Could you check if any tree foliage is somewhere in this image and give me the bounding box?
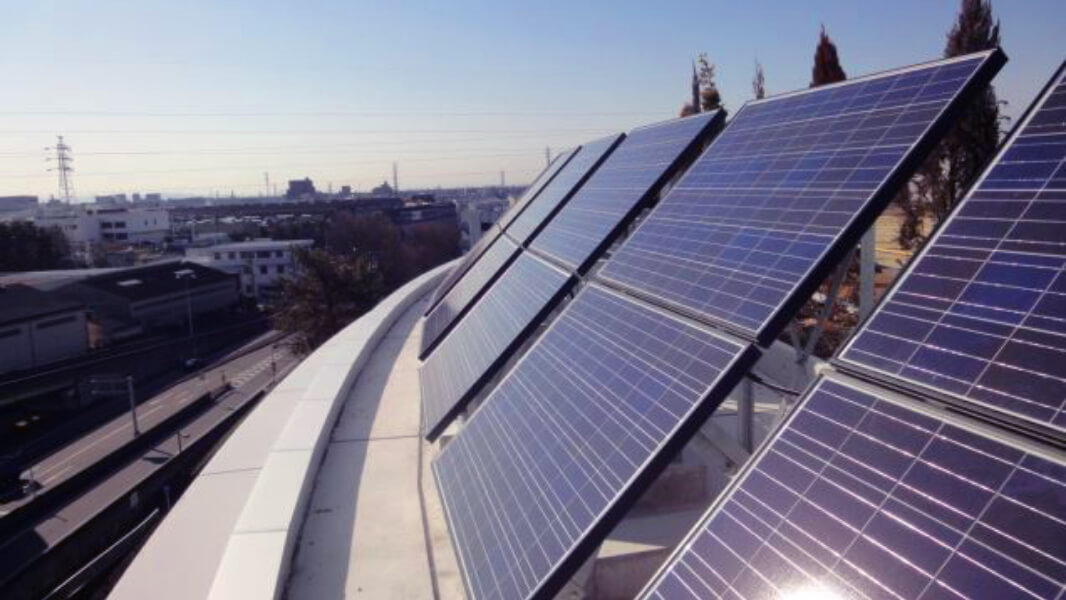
[271,246,383,353]
[896,0,1003,250]
[811,25,847,87]
[753,61,766,100]
[0,221,72,271]
[271,210,460,352]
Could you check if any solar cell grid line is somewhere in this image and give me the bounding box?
[433,284,759,600]
[498,148,577,231]
[505,133,626,246]
[639,373,1066,600]
[838,59,1066,437]
[425,150,575,313]
[425,223,505,316]
[420,235,521,359]
[597,50,1006,346]
[420,252,574,441]
[530,111,725,272]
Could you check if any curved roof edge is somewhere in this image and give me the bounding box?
[110,260,455,600]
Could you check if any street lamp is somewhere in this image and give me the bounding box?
[175,268,198,359]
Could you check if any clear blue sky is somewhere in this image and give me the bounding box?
[0,0,1062,200]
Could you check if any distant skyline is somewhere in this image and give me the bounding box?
[0,0,1062,200]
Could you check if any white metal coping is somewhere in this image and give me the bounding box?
[110,260,455,600]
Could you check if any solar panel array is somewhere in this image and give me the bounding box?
[434,285,756,600]
[531,111,724,272]
[643,375,1066,600]
[599,51,1004,344]
[420,253,572,440]
[426,224,503,315]
[498,149,576,230]
[421,236,521,358]
[429,51,1009,600]
[506,134,625,245]
[840,62,1066,435]
[425,149,574,314]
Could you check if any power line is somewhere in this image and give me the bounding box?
[0,149,546,179]
[0,109,664,118]
[0,127,612,135]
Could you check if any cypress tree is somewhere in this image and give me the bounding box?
[690,61,701,113]
[811,25,846,87]
[935,0,1002,221]
[896,0,1002,249]
[696,53,725,112]
[753,61,766,100]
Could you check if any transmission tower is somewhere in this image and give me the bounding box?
[46,136,75,203]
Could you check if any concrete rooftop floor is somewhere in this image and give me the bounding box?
[284,293,464,599]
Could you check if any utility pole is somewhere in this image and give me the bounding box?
[46,136,75,203]
[126,376,141,436]
[175,269,198,358]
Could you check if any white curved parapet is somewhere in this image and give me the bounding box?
[111,261,454,600]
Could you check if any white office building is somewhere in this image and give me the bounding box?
[185,239,313,300]
[35,204,171,252]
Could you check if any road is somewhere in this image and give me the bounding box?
[0,334,302,594]
[0,333,297,517]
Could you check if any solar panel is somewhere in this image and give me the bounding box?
[426,224,505,315]
[839,60,1066,436]
[433,284,758,599]
[505,134,625,245]
[420,236,522,358]
[641,374,1066,600]
[598,50,1006,345]
[531,111,724,272]
[424,150,574,314]
[498,149,577,230]
[420,253,573,440]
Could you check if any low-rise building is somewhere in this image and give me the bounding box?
[0,195,38,213]
[35,204,171,253]
[0,284,88,374]
[58,261,239,342]
[185,239,313,300]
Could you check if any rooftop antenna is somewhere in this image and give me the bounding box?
[45,135,75,203]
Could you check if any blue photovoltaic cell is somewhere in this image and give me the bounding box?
[421,236,521,357]
[425,150,572,314]
[531,111,722,271]
[426,224,504,315]
[498,149,576,230]
[434,285,753,600]
[840,62,1066,434]
[642,375,1066,600]
[420,253,572,439]
[506,134,624,245]
[599,51,1002,343]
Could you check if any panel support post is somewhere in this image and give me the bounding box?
[860,225,876,321]
[738,378,755,453]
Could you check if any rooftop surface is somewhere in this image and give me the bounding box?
[0,283,84,326]
[73,260,234,301]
